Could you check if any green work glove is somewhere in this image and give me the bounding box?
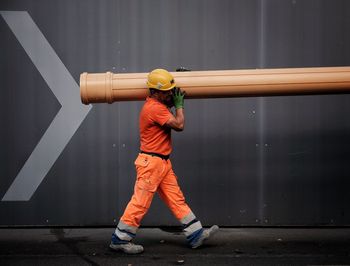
[172,87,185,109]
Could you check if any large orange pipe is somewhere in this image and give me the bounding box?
[80,66,350,104]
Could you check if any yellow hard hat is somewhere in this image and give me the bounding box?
[147,69,176,91]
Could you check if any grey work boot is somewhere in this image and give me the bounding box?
[191,225,219,249]
[109,242,144,254]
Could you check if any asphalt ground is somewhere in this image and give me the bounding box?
[0,227,350,265]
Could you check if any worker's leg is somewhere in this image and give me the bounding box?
[157,161,205,247]
[157,168,193,221]
[113,154,163,243]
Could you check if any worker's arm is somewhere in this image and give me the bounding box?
[166,108,184,131]
[165,88,185,131]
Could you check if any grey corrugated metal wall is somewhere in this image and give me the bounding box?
[1,0,350,226]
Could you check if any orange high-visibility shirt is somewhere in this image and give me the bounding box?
[139,97,172,156]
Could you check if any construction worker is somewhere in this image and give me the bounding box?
[110,69,219,254]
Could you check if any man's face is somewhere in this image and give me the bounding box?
[158,90,174,107]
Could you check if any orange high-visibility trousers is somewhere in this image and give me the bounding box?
[120,153,192,228]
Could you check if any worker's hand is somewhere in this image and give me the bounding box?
[172,87,185,109]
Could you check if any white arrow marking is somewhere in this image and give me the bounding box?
[1,11,92,201]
